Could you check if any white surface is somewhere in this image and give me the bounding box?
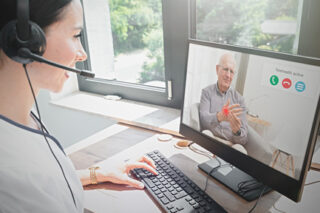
[65,124,129,155]
[52,92,159,122]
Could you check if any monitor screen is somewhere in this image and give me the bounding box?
[180,40,320,202]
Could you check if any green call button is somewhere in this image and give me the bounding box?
[270,75,279,86]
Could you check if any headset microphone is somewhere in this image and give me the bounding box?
[18,48,95,78]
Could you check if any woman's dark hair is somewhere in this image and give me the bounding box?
[0,0,73,31]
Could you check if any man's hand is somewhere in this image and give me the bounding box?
[229,111,242,134]
[217,99,241,121]
[217,99,243,134]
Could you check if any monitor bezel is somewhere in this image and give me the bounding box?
[179,39,320,202]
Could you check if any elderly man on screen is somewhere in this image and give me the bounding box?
[199,53,248,151]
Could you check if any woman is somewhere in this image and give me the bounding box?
[0,0,157,212]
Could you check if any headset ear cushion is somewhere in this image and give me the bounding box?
[27,21,46,56]
[0,20,46,64]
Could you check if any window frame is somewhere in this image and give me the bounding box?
[77,0,189,109]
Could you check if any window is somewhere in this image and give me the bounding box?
[110,0,165,87]
[78,0,320,109]
[79,0,188,108]
[191,0,303,55]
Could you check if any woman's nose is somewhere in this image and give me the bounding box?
[76,47,87,62]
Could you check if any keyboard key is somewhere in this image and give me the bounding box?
[158,185,164,189]
[195,197,202,202]
[168,187,174,192]
[189,200,196,205]
[170,209,177,213]
[185,196,192,201]
[176,206,184,211]
[161,188,167,192]
[144,179,155,188]
[160,197,169,205]
[175,191,187,199]
[199,200,207,206]
[154,189,161,195]
[191,193,199,199]
[158,193,164,199]
[176,187,183,192]
[193,203,200,209]
[164,191,176,202]
[166,204,174,210]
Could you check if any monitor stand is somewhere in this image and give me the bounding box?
[198,158,272,201]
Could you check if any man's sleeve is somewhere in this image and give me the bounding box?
[199,88,220,131]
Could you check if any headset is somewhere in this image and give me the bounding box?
[0,0,95,208]
[0,0,94,77]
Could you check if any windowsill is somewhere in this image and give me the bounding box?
[50,91,182,137]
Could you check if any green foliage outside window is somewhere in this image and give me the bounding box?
[196,0,299,54]
[109,0,165,84]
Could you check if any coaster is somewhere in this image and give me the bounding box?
[157,134,173,142]
[174,140,191,149]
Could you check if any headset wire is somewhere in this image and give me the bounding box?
[23,64,76,208]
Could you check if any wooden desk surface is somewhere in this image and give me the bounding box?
[68,124,320,213]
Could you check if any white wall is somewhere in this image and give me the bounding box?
[83,0,115,79]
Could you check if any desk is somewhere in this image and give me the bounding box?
[67,124,320,213]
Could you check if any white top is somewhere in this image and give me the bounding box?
[0,114,84,212]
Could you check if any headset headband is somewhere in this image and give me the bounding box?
[16,0,30,42]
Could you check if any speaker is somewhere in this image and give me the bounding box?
[0,0,46,64]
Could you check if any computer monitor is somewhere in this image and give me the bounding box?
[180,39,320,202]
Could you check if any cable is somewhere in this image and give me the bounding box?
[247,185,267,213]
[23,64,76,207]
[304,180,320,186]
[188,142,214,159]
[187,142,235,192]
[272,202,286,213]
[203,157,222,192]
[237,179,264,196]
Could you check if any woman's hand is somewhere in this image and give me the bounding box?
[97,155,158,189]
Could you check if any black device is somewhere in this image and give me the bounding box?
[0,0,94,78]
[198,157,272,201]
[180,39,320,202]
[132,150,227,213]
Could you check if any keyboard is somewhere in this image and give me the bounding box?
[132,150,226,213]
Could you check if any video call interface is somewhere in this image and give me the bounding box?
[182,43,320,180]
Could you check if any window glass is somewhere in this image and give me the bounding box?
[194,0,302,54]
[83,0,165,88]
